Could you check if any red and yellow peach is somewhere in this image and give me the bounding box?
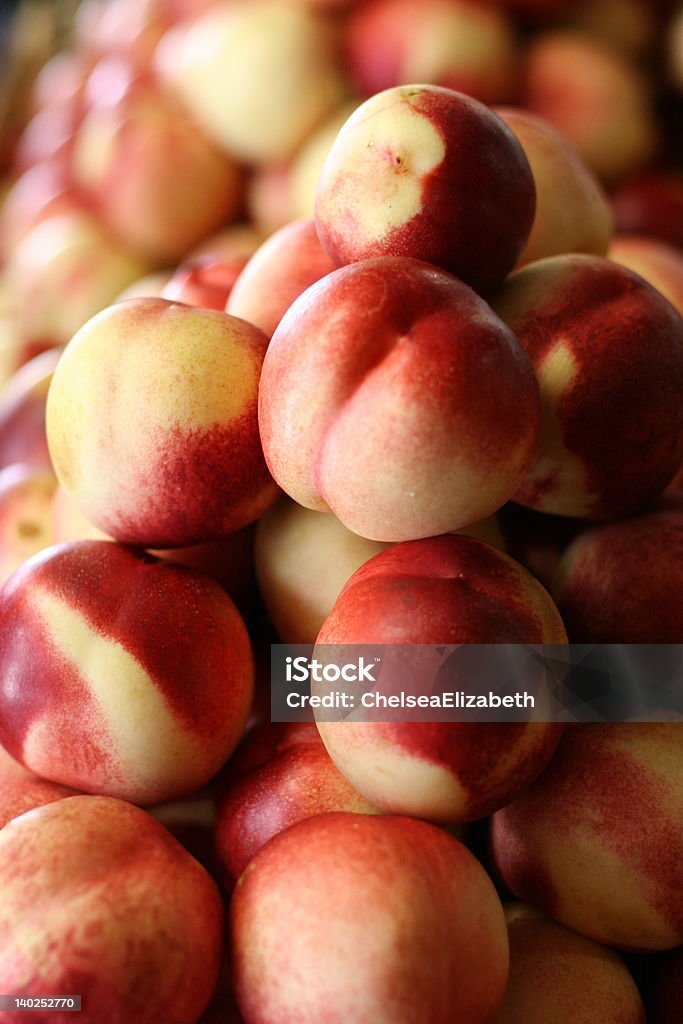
[255,500,389,643]
[491,723,683,950]
[496,904,647,1023]
[491,254,683,519]
[46,298,279,547]
[315,535,565,823]
[314,84,536,294]
[554,492,683,642]
[260,256,539,542]
[0,795,224,1023]
[0,540,254,804]
[231,813,509,1024]
[226,219,336,339]
[496,107,612,267]
[215,723,377,883]
[161,258,249,312]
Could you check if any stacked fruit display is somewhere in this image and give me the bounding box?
[0,1,683,1022]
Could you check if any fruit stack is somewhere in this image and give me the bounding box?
[0,1,682,1022]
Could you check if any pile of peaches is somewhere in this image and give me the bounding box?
[0,0,682,1021]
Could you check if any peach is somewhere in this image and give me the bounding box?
[0,464,56,586]
[157,2,347,164]
[315,84,536,294]
[611,171,683,251]
[0,540,254,804]
[521,31,658,183]
[609,234,683,315]
[226,219,336,338]
[0,795,223,1023]
[496,904,647,1023]
[46,298,279,547]
[315,535,565,823]
[0,347,61,471]
[259,256,539,542]
[345,0,518,104]
[553,492,683,642]
[491,254,683,519]
[495,107,612,266]
[255,497,504,644]
[4,210,148,351]
[256,500,389,643]
[72,73,243,265]
[0,741,77,830]
[215,723,377,883]
[162,257,249,311]
[231,813,509,1024]
[491,723,683,950]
